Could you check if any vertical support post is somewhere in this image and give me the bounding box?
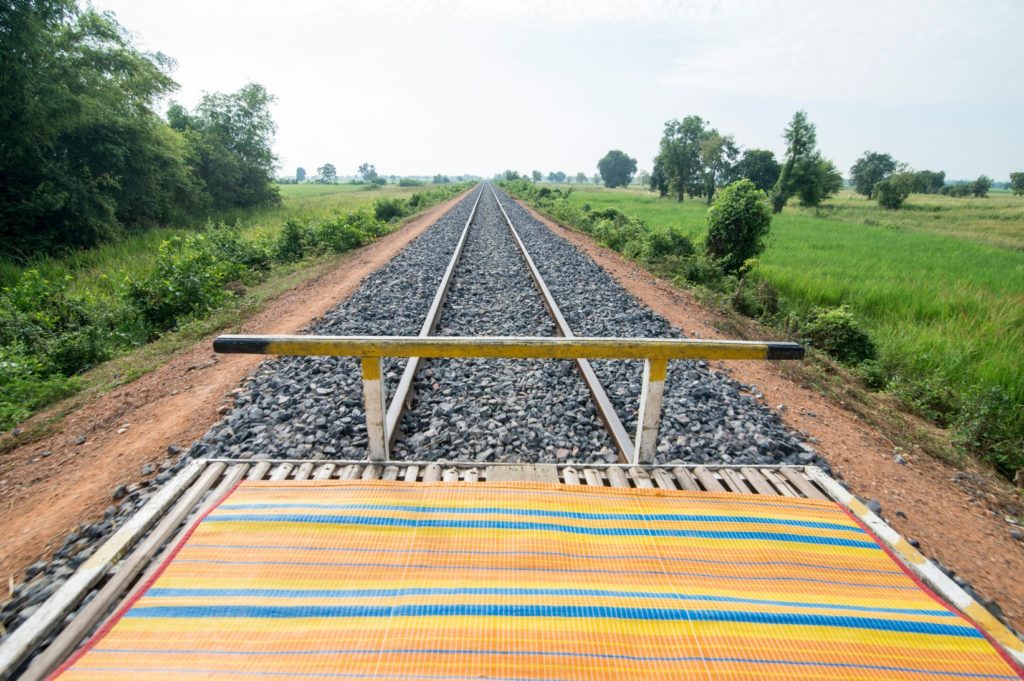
[361,356,389,462]
[634,358,667,464]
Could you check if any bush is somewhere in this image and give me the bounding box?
[273,220,315,263]
[0,348,79,429]
[125,235,243,333]
[954,385,1023,476]
[705,179,772,273]
[374,197,407,222]
[398,178,423,187]
[874,172,915,209]
[800,305,876,364]
[642,227,694,261]
[0,270,117,375]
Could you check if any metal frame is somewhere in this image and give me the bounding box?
[213,334,803,464]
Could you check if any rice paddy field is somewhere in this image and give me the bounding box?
[562,184,1024,467]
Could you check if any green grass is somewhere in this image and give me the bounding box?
[0,183,432,292]
[557,184,1024,469]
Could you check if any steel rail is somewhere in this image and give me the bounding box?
[383,185,484,444]
[487,185,636,462]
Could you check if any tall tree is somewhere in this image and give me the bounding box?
[597,150,638,188]
[358,163,378,182]
[971,175,992,197]
[849,152,898,198]
[731,149,781,192]
[699,132,739,204]
[317,163,337,183]
[296,167,306,182]
[772,111,840,211]
[592,173,601,185]
[649,158,668,197]
[1011,172,1024,196]
[0,1,196,253]
[653,116,707,201]
[547,171,566,183]
[531,170,542,182]
[576,171,588,184]
[169,82,280,211]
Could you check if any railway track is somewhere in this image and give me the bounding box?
[6,183,1024,679]
[0,181,818,651]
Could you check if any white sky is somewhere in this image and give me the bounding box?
[94,0,1023,181]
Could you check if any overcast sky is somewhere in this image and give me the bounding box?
[94,0,1023,181]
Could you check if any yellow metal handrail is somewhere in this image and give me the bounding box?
[213,335,803,464]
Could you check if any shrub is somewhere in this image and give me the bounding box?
[954,385,1023,476]
[125,235,243,333]
[0,270,116,375]
[273,219,315,262]
[205,223,272,277]
[801,305,876,364]
[0,347,79,429]
[705,179,772,273]
[373,197,407,222]
[874,172,915,209]
[398,178,423,187]
[642,227,694,261]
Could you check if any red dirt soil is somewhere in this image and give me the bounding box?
[2,188,1023,637]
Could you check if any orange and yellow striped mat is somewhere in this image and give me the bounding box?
[54,480,1023,680]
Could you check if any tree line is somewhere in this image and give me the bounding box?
[0,1,280,257]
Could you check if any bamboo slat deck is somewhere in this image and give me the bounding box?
[3,460,1023,680]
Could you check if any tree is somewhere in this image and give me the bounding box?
[649,158,668,197]
[0,1,199,253]
[170,82,280,210]
[358,163,378,182]
[699,133,739,204]
[531,170,542,183]
[704,179,772,273]
[911,170,945,194]
[772,111,840,211]
[432,174,450,184]
[731,149,781,192]
[636,170,651,187]
[597,149,638,188]
[317,163,337,183]
[547,171,566,183]
[296,167,306,182]
[874,172,916,209]
[1011,172,1024,196]
[971,175,992,197]
[504,170,521,181]
[849,152,898,198]
[592,173,601,185]
[576,171,588,185]
[653,116,707,201]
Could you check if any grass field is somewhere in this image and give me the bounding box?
[558,184,1024,470]
[0,183,428,293]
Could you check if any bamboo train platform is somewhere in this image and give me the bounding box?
[2,458,1023,680]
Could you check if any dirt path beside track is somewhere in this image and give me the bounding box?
[515,198,1024,633]
[0,191,469,586]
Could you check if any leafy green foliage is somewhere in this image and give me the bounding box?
[1011,172,1024,196]
[597,150,638,188]
[374,197,408,222]
[0,2,280,257]
[971,175,992,198]
[731,149,781,192]
[910,170,945,194]
[704,180,772,273]
[800,306,876,364]
[317,164,337,183]
[772,111,842,211]
[849,152,898,198]
[0,180,473,430]
[874,172,916,209]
